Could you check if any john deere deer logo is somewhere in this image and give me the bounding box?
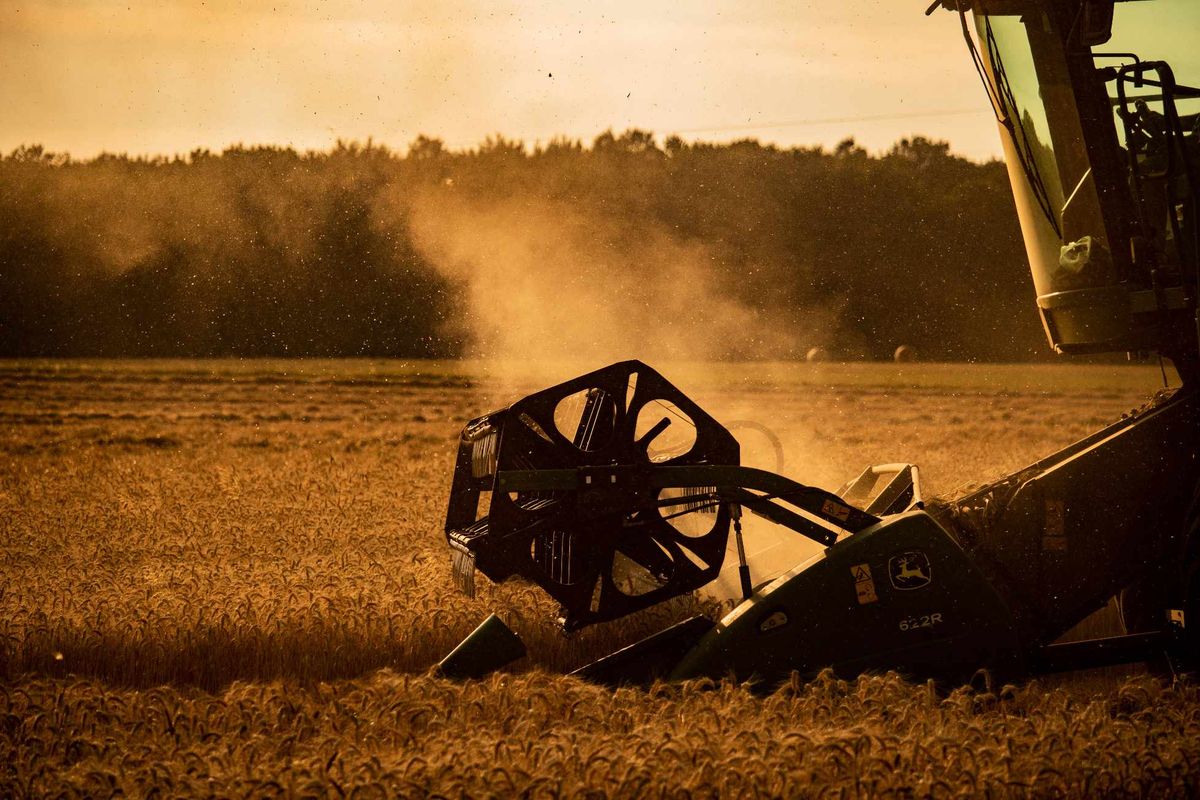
[888,551,931,590]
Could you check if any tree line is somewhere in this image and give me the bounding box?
[0,133,1047,361]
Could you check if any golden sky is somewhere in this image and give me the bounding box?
[0,1,1004,160]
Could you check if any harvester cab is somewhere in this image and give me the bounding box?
[936,0,1199,368]
[439,0,1200,688]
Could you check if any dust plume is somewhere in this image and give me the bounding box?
[402,187,849,593]
[403,189,836,366]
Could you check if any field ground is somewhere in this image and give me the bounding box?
[2,359,1199,797]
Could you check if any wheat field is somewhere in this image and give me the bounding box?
[3,359,1199,797]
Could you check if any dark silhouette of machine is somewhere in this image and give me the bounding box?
[439,0,1200,687]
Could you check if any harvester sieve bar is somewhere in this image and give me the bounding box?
[718,487,839,547]
[496,465,880,535]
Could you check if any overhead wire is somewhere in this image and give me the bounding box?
[432,106,991,151]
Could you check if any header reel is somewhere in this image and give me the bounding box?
[446,361,739,630]
[445,361,881,631]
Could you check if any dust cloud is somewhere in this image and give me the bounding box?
[401,181,847,470]
[403,188,835,367]
[404,185,848,594]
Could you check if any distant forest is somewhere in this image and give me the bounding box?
[0,132,1046,361]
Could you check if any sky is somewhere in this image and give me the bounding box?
[0,1,1005,161]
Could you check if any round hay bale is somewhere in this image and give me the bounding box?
[805,347,828,363]
[893,344,917,363]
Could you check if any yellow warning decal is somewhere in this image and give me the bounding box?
[823,499,852,522]
[852,563,878,604]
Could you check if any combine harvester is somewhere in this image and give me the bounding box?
[439,0,1200,687]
